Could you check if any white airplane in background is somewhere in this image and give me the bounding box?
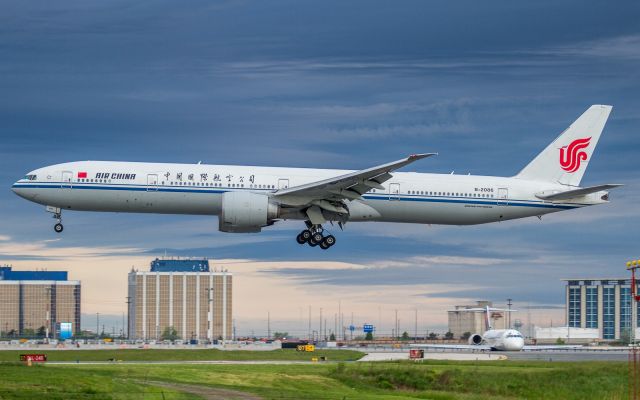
[12,105,621,249]
[414,306,525,351]
[411,306,583,352]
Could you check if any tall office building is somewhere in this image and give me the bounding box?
[564,278,638,340]
[128,258,232,341]
[0,266,81,337]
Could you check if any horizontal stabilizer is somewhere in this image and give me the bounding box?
[535,184,623,201]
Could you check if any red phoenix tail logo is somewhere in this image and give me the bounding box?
[559,137,591,173]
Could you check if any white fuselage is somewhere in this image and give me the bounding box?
[12,160,607,226]
[481,329,525,351]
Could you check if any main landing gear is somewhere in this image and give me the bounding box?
[296,224,336,250]
[47,206,63,233]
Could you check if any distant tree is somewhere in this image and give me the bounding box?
[555,337,566,345]
[161,326,179,341]
[461,332,471,340]
[427,332,438,340]
[365,332,373,341]
[401,331,410,340]
[22,328,35,338]
[444,331,454,340]
[329,333,336,341]
[621,328,631,345]
[36,326,47,338]
[273,332,289,340]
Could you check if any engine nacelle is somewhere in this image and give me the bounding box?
[468,333,483,345]
[219,192,278,233]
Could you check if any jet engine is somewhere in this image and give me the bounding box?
[468,333,483,345]
[219,192,278,233]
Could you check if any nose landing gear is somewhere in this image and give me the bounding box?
[296,224,336,250]
[46,206,63,233]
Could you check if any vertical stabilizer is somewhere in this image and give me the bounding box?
[485,306,492,331]
[515,105,612,186]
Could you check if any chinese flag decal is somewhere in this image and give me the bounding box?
[77,172,87,178]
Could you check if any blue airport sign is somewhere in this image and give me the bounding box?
[349,325,355,332]
[58,322,73,340]
[363,324,374,333]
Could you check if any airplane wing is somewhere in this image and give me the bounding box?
[273,153,436,223]
[535,184,623,201]
[275,153,436,201]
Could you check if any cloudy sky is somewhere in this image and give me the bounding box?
[1,1,639,336]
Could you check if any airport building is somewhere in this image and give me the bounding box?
[128,258,232,341]
[0,266,81,338]
[448,301,508,338]
[562,278,640,341]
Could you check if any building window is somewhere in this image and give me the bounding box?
[603,287,615,340]
[586,287,598,329]
[568,287,581,328]
[621,287,632,337]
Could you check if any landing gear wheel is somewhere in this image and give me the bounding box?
[323,235,336,247]
[296,234,306,244]
[300,230,312,242]
[320,241,330,250]
[311,232,324,244]
[54,223,64,233]
[308,240,319,247]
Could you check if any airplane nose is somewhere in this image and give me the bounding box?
[11,181,24,196]
[11,176,30,198]
[12,171,40,201]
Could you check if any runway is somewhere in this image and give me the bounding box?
[359,349,628,362]
[504,350,627,362]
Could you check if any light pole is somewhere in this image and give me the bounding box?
[319,308,323,342]
[125,296,131,339]
[206,288,214,343]
[45,287,51,341]
[96,312,100,338]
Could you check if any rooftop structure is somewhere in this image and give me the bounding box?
[150,258,210,272]
[0,266,67,281]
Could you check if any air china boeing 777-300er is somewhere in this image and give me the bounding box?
[12,105,621,250]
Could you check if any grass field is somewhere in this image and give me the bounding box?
[0,359,628,399]
[0,348,363,362]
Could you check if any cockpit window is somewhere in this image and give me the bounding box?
[24,175,37,181]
